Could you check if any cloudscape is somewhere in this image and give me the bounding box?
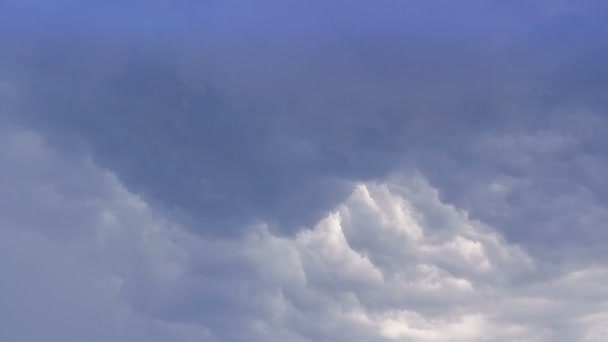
[2,1,608,341]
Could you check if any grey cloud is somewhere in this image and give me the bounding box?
[417,111,608,262]
[0,129,213,342]
[3,128,607,341]
[3,2,608,340]
[5,0,607,238]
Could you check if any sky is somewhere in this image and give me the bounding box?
[1,1,608,341]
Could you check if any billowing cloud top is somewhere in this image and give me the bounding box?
[2,1,608,341]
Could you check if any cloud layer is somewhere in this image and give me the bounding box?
[2,1,608,340]
[2,128,608,341]
[3,0,607,237]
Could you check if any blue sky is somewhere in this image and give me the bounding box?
[2,1,608,341]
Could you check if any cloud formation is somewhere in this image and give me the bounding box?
[2,128,608,341]
[2,1,608,340]
[5,0,607,237]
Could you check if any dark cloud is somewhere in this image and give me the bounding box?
[5,0,602,237]
[3,2,608,339]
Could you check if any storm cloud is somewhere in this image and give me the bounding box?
[2,0,608,341]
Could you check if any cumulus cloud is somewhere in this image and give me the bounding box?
[2,127,608,341]
[2,2,608,340]
[418,111,608,262]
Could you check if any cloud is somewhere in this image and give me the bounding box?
[5,0,605,236]
[3,127,608,341]
[0,129,214,341]
[417,111,608,262]
[2,2,608,340]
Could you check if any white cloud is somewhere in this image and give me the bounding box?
[1,127,608,341]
